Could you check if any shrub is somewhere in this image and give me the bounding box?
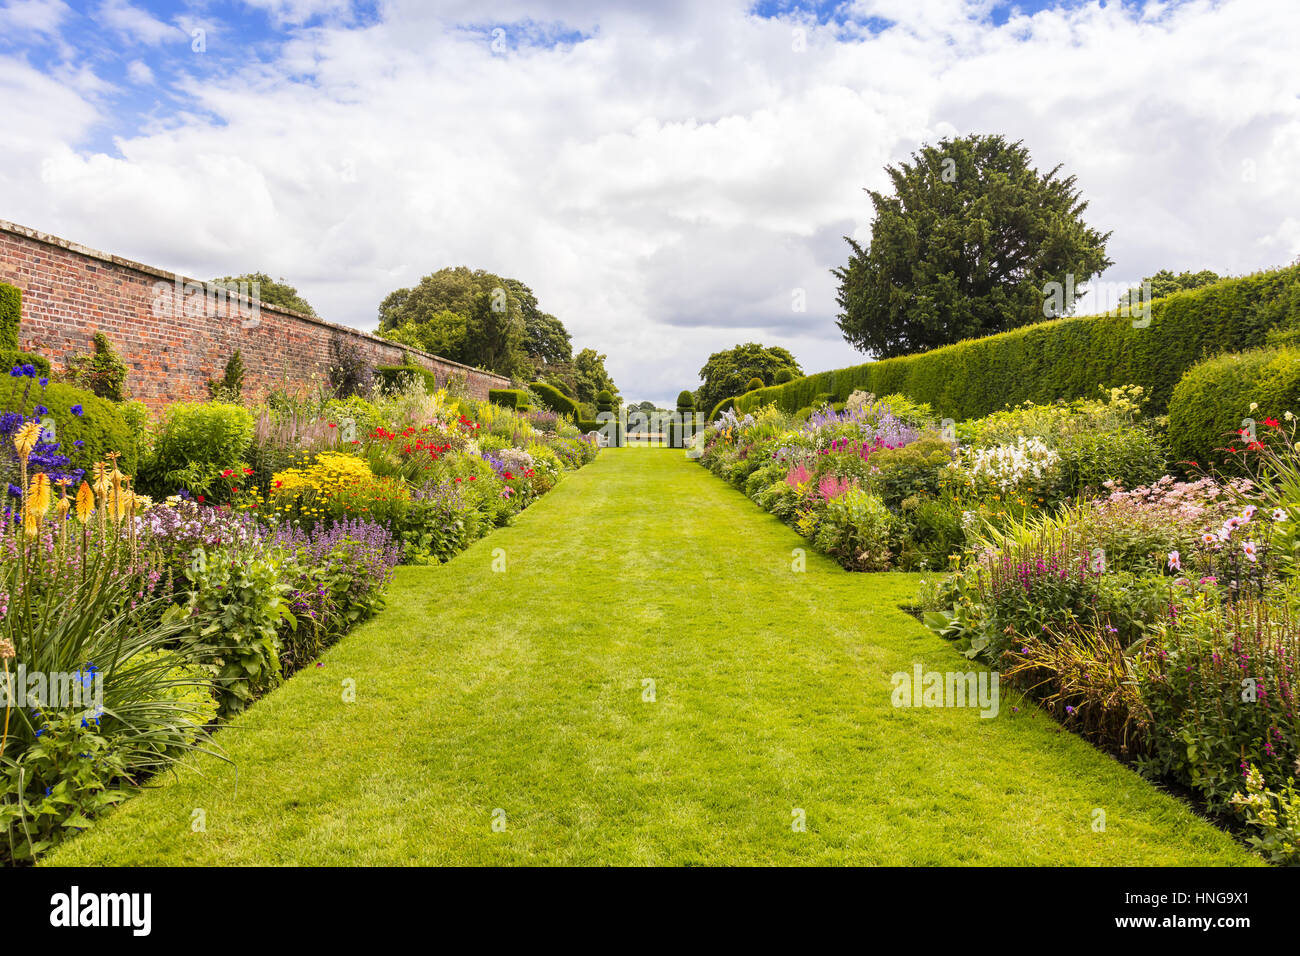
[708,397,735,422]
[529,381,578,418]
[813,486,894,571]
[207,349,246,402]
[376,364,439,394]
[676,390,694,409]
[774,368,794,384]
[596,389,615,413]
[0,282,18,353]
[63,332,129,402]
[1167,346,1300,473]
[1055,425,1168,496]
[489,388,528,409]
[5,379,135,476]
[140,402,255,499]
[735,265,1300,419]
[746,376,764,392]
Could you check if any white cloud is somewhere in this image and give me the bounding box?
[96,0,181,46]
[1,0,1298,404]
[0,0,70,36]
[125,58,153,84]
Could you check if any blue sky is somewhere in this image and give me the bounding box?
[1,0,1297,405]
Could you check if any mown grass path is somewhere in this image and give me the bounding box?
[51,450,1256,865]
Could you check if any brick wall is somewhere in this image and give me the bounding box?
[0,219,511,409]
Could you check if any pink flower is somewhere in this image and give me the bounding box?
[1243,541,1258,562]
[1167,550,1180,571]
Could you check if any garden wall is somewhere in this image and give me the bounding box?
[0,219,510,409]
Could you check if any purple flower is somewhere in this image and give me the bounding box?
[70,404,83,417]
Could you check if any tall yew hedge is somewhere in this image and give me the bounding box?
[731,266,1300,420]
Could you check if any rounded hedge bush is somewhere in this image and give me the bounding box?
[676,390,695,409]
[774,368,795,384]
[12,380,135,475]
[1167,346,1300,473]
[746,377,764,392]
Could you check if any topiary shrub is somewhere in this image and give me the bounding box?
[529,381,578,418]
[708,396,735,422]
[1167,346,1300,474]
[489,388,528,409]
[64,332,130,402]
[0,282,19,353]
[676,390,695,409]
[138,402,255,499]
[596,389,615,413]
[774,368,795,384]
[746,376,764,392]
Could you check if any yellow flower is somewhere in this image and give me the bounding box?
[75,481,95,522]
[13,422,41,459]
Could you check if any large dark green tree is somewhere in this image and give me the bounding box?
[378,266,532,376]
[379,268,581,380]
[572,348,619,406]
[694,343,801,413]
[833,134,1112,358]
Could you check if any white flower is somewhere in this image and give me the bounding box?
[1167,550,1181,571]
[1201,533,1218,546]
[1240,505,1256,522]
[1273,508,1288,522]
[1250,402,1259,412]
[1243,540,1258,562]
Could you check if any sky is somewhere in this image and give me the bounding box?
[0,0,1298,406]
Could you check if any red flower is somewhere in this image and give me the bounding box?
[242,467,254,475]
[196,495,205,503]
[220,469,234,477]
[503,470,514,480]
[468,476,476,481]
[274,480,283,488]
[328,422,337,428]
[1265,418,1280,428]
[454,477,462,482]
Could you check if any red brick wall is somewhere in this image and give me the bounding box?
[0,219,511,409]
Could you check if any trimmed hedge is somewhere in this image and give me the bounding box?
[489,388,529,409]
[1167,346,1300,473]
[708,396,735,422]
[0,282,19,353]
[0,283,50,376]
[529,381,578,418]
[376,364,440,394]
[732,266,1300,420]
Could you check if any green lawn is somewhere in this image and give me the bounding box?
[48,449,1258,865]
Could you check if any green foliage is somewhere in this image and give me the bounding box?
[596,389,615,413]
[375,364,439,394]
[207,349,246,402]
[736,265,1300,420]
[0,282,19,353]
[139,402,255,499]
[834,133,1112,358]
[529,381,578,418]
[573,348,619,406]
[377,267,550,377]
[63,332,129,402]
[774,368,794,384]
[708,396,735,423]
[675,390,695,409]
[1119,269,1222,310]
[1055,426,1168,495]
[746,376,764,392]
[695,342,801,415]
[181,546,294,719]
[28,382,135,474]
[211,271,316,315]
[1167,346,1300,473]
[812,486,894,571]
[489,388,529,409]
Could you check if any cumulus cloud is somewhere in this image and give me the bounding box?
[0,0,1297,404]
